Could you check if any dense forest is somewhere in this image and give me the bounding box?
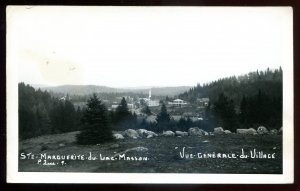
[19,83,83,140]
[179,67,283,131]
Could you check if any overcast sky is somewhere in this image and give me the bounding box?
[7,6,292,87]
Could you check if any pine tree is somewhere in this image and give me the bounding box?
[76,94,113,145]
[156,103,170,132]
[214,93,238,132]
[142,105,152,115]
[114,97,133,130]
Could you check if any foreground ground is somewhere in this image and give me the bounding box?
[19,131,282,173]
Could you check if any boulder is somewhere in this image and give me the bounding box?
[237,128,257,135]
[270,129,278,135]
[162,130,175,137]
[257,126,268,135]
[214,127,224,134]
[113,133,124,140]
[136,129,158,138]
[175,131,188,136]
[204,131,209,136]
[146,134,153,139]
[224,130,232,134]
[146,130,158,137]
[124,129,140,139]
[136,129,148,137]
[113,146,148,158]
[188,127,205,136]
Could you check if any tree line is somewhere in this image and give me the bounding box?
[179,67,283,132]
[19,83,83,140]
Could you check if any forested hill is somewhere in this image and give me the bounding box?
[38,85,191,97]
[178,67,282,105]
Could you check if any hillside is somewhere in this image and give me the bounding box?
[36,85,191,97]
[19,131,282,173]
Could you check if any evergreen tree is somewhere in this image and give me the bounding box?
[213,93,238,132]
[115,97,131,121]
[114,97,134,130]
[76,94,113,145]
[142,105,152,115]
[156,103,170,132]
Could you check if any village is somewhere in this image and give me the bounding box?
[75,89,209,126]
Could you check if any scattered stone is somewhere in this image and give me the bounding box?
[136,129,158,137]
[146,134,153,139]
[237,128,257,135]
[113,146,149,158]
[162,130,175,136]
[124,129,140,139]
[204,131,209,136]
[270,129,278,135]
[113,133,125,140]
[188,127,205,136]
[145,130,158,137]
[257,126,268,135]
[214,127,224,134]
[58,143,65,147]
[224,130,232,134]
[209,132,214,136]
[202,140,209,143]
[175,131,188,136]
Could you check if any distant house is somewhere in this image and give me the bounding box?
[148,100,160,107]
[59,94,71,101]
[111,104,119,109]
[197,98,210,107]
[168,99,188,106]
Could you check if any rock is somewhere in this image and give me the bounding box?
[237,128,257,135]
[209,132,214,136]
[204,131,209,136]
[162,130,175,136]
[124,129,140,139]
[188,127,205,136]
[270,129,278,135]
[136,129,148,137]
[224,130,231,134]
[113,133,125,140]
[58,143,65,147]
[145,130,158,137]
[113,146,148,158]
[175,131,188,136]
[257,126,268,135]
[146,134,153,139]
[214,127,224,134]
[279,127,283,134]
[136,129,158,138]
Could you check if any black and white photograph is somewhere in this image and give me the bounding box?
[6,6,293,183]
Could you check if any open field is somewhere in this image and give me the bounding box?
[19,131,282,173]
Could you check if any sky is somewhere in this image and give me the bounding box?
[7,6,292,87]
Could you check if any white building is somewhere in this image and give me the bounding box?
[139,89,160,107]
[168,99,188,106]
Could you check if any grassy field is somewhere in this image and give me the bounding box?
[19,131,282,173]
